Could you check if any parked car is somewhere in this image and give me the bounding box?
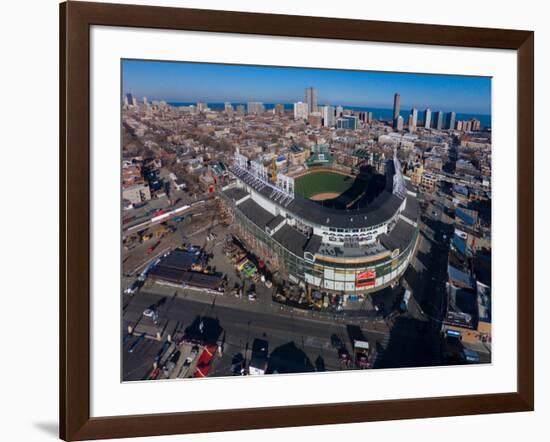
[147,241,161,254]
[124,278,144,295]
[149,367,161,380]
[143,308,156,318]
[163,350,181,376]
[338,347,351,366]
[127,333,145,353]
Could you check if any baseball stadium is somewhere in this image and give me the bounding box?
[221,149,420,294]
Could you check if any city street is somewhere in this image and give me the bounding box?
[122,289,395,380]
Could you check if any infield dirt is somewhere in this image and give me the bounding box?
[309,192,341,201]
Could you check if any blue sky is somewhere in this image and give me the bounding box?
[122,59,492,114]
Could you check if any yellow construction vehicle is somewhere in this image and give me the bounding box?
[155,226,172,239]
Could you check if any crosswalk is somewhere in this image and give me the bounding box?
[303,336,333,350]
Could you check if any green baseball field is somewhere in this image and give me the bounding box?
[294,170,356,200]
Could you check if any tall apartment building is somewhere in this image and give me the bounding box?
[322,105,335,127]
[294,101,309,120]
[305,87,318,113]
[424,108,432,128]
[393,93,401,128]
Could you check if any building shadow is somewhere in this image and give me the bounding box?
[267,341,315,374]
[373,316,441,369]
[315,355,326,372]
[183,315,223,345]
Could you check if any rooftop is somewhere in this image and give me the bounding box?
[266,214,285,230]
[223,187,249,202]
[237,198,275,229]
[378,219,417,252]
[272,225,311,257]
[445,284,477,328]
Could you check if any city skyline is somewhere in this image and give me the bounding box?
[122,60,492,115]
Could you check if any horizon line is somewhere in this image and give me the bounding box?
[125,95,491,116]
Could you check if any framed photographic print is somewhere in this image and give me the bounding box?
[60,1,534,440]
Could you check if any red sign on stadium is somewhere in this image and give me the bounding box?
[356,270,376,288]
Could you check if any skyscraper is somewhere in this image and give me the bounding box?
[337,115,358,130]
[197,102,209,113]
[445,111,456,130]
[224,102,234,114]
[336,105,344,117]
[435,111,444,130]
[294,102,309,120]
[393,93,401,128]
[396,115,404,131]
[424,108,432,129]
[410,108,418,132]
[308,112,322,128]
[247,102,265,115]
[305,87,318,113]
[274,104,285,116]
[126,93,133,106]
[321,105,335,127]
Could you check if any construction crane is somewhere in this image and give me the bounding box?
[271,155,277,183]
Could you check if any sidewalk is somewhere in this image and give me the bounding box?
[463,340,492,355]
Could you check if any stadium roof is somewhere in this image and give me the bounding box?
[226,187,417,259]
[227,159,416,230]
[272,225,311,257]
[305,234,323,254]
[223,187,249,202]
[242,161,405,229]
[378,219,416,252]
[237,198,276,229]
[266,214,285,230]
[402,195,420,223]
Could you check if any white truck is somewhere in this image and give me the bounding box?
[248,339,268,375]
[400,289,412,312]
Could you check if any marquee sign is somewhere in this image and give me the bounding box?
[356,269,376,288]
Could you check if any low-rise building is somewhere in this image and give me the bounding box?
[420,172,438,193]
[123,183,151,205]
[288,145,309,165]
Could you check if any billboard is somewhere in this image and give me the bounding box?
[356,269,376,288]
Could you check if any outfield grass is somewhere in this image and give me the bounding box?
[294,171,355,199]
